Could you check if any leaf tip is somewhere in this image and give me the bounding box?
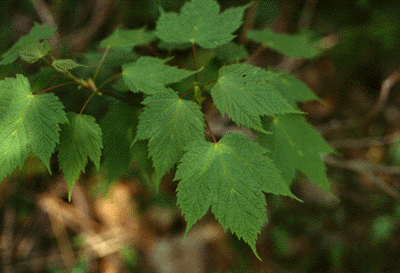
[68,190,72,202]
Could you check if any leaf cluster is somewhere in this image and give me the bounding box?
[0,0,334,259]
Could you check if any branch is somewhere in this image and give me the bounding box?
[239,0,259,45]
[323,155,400,199]
[328,131,400,149]
[363,67,400,123]
[63,0,113,53]
[297,0,318,31]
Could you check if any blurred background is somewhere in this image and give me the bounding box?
[1,0,400,272]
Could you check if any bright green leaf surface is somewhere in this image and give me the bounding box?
[211,63,300,133]
[19,40,52,64]
[155,0,250,49]
[175,133,298,259]
[122,56,197,94]
[100,27,156,51]
[100,102,139,182]
[0,74,68,182]
[134,88,205,187]
[57,112,103,200]
[0,22,56,65]
[258,114,334,191]
[247,28,320,59]
[52,59,85,73]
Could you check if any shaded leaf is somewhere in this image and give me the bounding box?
[100,102,139,182]
[0,22,56,65]
[57,112,103,200]
[28,67,56,93]
[100,27,156,51]
[258,114,334,192]
[264,69,321,108]
[214,42,249,63]
[247,28,321,59]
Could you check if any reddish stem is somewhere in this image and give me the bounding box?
[34,81,77,95]
[98,72,123,89]
[205,119,217,143]
[192,42,198,83]
[79,91,97,115]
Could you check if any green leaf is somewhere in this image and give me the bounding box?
[134,88,205,188]
[100,27,156,51]
[155,0,251,49]
[211,63,301,133]
[122,56,197,94]
[0,74,68,182]
[19,40,52,63]
[247,28,321,59]
[84,49,138,69]
[214,42,249,63]
[52,59,86,73]
[175,132,299,260]
[157,41,192,51]
[0,22,56,65]
[57,112,103,200]
[264,69,321,108]
[28,67,56,93]
[258,114,335,192]
[100,102,139,182]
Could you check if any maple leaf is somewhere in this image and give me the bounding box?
[57,112,103,200]
[19,40,52,64]
[0,22,56,65]
[0,74,68,182]
[133,88,205,187]
[100,27,155,51]
[122,56,198,94]
[247,28,321,59]
[155,0,251,49]
[259,114,335,192]
[264,69,321,107]
[175,132,299,260]
[52,59,86,73]
[211,63,301,133]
